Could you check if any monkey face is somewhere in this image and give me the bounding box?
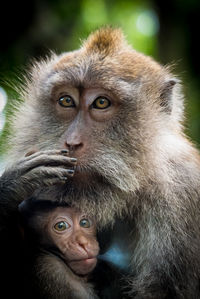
[47,207,99,275]
[10,31,148,194]
[19,59,142,193]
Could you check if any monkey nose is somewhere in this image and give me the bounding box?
[64,142,84,156]
[76,235,88,248]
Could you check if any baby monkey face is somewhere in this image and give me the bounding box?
[47,207,99,275]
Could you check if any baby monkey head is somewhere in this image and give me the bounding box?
[19,198,99,276]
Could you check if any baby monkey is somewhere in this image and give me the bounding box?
[18,198,99,299]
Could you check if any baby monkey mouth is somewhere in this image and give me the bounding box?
[70,256,97,263]
[68,256,98,276]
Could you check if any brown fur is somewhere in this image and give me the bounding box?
[3,27,200,298]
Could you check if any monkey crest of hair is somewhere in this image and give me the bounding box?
[4,26,200,298]
[82,27,130,55]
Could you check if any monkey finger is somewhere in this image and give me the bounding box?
[29,166,75,180]
[25,149,38,157]
[24,149,70,161]
[15,150,72,171]
[42,177,68,187]
[21,155,77,174]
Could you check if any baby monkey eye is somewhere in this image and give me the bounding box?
[92,97,111,109]
[58,95,75,108]
[79,218,91,228]
[54,221,70,231]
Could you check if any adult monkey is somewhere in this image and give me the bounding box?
[1,27,200,298]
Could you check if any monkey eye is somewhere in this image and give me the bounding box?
[54,221,70,231]
[91,97,111,109]
[58,95,75,108]
[79,218,91,228]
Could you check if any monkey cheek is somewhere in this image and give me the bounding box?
[68,258,97,275]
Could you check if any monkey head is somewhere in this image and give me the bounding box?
[19,199,99,276]
[46,206,99,275]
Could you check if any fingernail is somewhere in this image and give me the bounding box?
[61,149,69,154]
[67,169,75,174]
[70,158,77,163]
[25,150,37,157]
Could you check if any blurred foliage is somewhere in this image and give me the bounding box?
[0,0,200,159]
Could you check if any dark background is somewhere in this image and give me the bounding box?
[0,0,200,158]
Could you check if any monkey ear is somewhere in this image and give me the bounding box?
[160,79,178,113]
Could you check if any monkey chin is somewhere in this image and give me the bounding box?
[68,257,97,276]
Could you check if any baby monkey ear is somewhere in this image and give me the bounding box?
[160,78,178,113]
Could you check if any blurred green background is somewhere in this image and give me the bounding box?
[0,0,200,165]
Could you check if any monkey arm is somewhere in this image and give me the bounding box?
[127,190,200,299]
[33,253,99,299]
[0,149,76,218]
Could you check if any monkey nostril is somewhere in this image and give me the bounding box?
[65,143,84,154]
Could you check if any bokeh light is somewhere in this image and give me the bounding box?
[136,10,159,36]
[0,87,7,133]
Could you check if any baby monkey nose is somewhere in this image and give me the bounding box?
[76,234,89,250]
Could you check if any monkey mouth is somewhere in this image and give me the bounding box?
[72,165,102,182]
[70,256,97,263]
[68,257,97,275]
[80,257,97,264]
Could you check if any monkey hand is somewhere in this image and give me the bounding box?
[0,149,76,205]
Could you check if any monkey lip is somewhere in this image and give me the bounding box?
[68,257,97,275]
[81,257,97,264]
[70,256,97,264]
